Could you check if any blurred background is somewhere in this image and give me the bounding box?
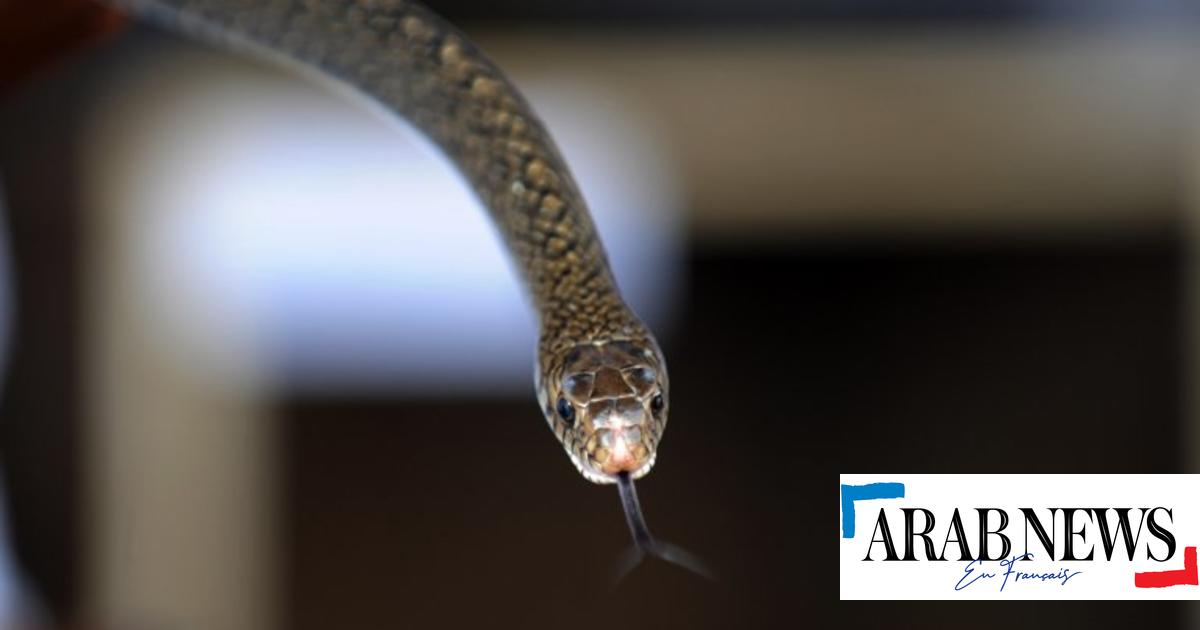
[1,0,1197,628]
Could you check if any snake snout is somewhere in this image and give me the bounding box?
[595,426,649,475]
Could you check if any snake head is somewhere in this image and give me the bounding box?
[537,338,668,484]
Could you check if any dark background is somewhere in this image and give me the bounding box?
[0,0,1192,627]
[282,236,1184,629]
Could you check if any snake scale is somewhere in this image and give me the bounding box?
[110,0,708,577]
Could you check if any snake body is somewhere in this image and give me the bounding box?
[112,0,670,486]
[110,0,712,579]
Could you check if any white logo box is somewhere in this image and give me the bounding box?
[839,474,1200,600]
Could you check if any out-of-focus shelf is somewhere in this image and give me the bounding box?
[476,24,1200,239]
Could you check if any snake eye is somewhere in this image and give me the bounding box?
[556,397,575,425]
[651,393,665,416]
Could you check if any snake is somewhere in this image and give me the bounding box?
[108,0,711,579]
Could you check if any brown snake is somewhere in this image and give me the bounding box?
[110,0,711,578]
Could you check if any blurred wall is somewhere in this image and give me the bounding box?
[478,25,1198,239]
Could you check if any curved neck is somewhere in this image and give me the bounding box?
[117,0,625,321]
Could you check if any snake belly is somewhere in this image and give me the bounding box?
[111,0,672,484]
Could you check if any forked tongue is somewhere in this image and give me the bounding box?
[612,471,716,584]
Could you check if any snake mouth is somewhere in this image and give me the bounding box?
[570,448,656,485]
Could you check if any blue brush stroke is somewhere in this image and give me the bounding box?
[841,482,905,538]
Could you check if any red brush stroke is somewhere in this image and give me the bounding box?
[1135,546,1198,588]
